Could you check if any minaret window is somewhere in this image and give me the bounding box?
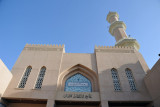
[64,73,92,92]
[18,66,32,88]
[35,67,46,89]
[111,68,121,91]
[125,68,137,91]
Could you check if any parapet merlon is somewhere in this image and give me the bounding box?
[94,45,135,53]
[25,44,65,48]
[24,44,65,52]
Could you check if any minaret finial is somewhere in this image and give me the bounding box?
[107,12,119,24]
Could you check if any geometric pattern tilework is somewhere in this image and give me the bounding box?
[125,68,137,91]
[64,73,92,92]
[111,68,121,91]
[35,67,46,89]
[18,66,32,88]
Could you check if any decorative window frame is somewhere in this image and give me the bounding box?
[34,66,46,89]
[64,73,92,92]
[18,66,32,88]
[111,68,121,91]
[57,64,99,92]
[125,68,137,91]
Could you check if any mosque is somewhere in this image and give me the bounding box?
[0,12,160,107]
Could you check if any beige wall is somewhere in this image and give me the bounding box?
[2,45,64,107]
[0,59,12,99]
[95,46,152,107]
[144,59,160,107]
[60,53,98,73]
[2,45,153,107]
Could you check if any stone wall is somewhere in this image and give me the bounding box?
[0,59,12,106]
[144,59,160,107]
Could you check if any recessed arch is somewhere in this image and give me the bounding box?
[35,66,46,89]
[57,64,99,92]
[125,68,137,91]
[18,66,32,88]
[111,68,121,91]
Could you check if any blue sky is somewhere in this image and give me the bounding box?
[0,0,160,70]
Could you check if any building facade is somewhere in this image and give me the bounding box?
[0,59,12,107]
[0,12,159,107]
[144,59,160,107]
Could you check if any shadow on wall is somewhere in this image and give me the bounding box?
[2,84,57,107]
[97,61,152,101]
[2,61,153,106]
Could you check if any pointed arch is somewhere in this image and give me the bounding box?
[18,66,32,88]
[125,68,137,91]
[35,66,46,89]
[57,64,99,92]
[111,68,121,91]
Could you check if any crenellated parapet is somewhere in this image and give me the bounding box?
[95,45,134,49]
[25,44,65,48]
[24,44,65,52]
[115,37,140,51]
[94,45,135,53]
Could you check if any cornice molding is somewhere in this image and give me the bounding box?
[94,46,135,53]
[109,21,126,35]
[23,44,65,52]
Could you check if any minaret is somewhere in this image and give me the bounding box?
[107,12,140,51]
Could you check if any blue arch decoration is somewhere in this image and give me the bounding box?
[64,73,92,92]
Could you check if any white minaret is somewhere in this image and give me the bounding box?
[107,12,140,51]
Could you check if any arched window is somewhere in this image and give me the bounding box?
[35,67,46,89]
[125,68,136,91]
[18,66,32,88]
[111,68,121,91]
[64,73,92,92]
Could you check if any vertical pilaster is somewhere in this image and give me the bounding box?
[101,101,109,107]
[46,99,54,107]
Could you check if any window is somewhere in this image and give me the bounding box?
[64,73,92,92]
[125,68,136,91]
[111,68,121,91]
[18,66,32,88]
[35,67,46,89]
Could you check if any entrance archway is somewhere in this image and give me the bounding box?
[57,64,99,92]
[56,64,100,107]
